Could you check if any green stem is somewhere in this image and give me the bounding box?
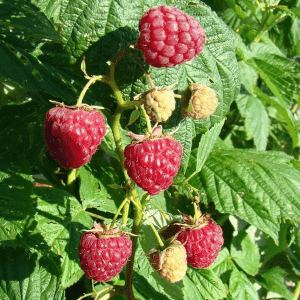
[294,281,300,300]
[109,197,130,229]
[125,199,143,300]
[66,169,77,195]
[85,211,106,221]
[143,212,165,248]
[122,201,130,226]
[77,75,109,106]
[140,104,152,133]
[193,202,199,223]
[76,292,94,300]
[111,105,127,172]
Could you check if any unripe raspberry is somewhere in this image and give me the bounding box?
[124,128,182,195]
[138,5,206,68]
[150,241,187,282]
[181,83,218,119]
[177,220,224,269]
[79,224,132,282]
[44,105,106,169]
[142,87,176,122]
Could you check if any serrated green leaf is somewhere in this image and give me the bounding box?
[189,149,300,242]
[255,267,293,300]
[0,248,65,300]
[248,43,299,107]
[174,118,195,175]
[184,268,228,300]
[212,248,235,282]
[194,119,225,174]
[236,94,269,150]
[0,154,36,248]
[230,230,260,276]
[33,187,93,288]
[254,86,299,148]
[0,102,47,164]
[238,61,258,94]
[79,152,126,213]
[229,269,259,300]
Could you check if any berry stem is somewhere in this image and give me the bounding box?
[77,75,110,106]
[66,169,77,195]
[193,202,199,223]
[125,200,143,300]
[85,211,106,221]
[108,197,130,230]
[294,281,300,300]
[143,212,165,248]
[125,52,155,89]
[140,104,152,133]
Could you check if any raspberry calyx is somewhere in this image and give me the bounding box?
[79,223,132,282]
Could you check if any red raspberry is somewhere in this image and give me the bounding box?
[124,137,182,195]
[79,231,132,282]
[138,5,206,68]
[44,106,106,169]
[177,220,224,269]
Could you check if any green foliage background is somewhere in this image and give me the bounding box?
[0,0,299,299]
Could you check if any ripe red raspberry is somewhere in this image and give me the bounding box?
[79,229,132,282]
[138,5,206,68]
[177,220,224,269]
[44,106,106,169]
[124,135,182,195]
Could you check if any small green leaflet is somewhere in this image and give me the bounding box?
[187,119,225,180]
[230,230,260,276]
[229,269,259,300]
[236,94,269,150]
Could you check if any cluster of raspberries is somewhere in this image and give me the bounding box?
[43,5,223,285]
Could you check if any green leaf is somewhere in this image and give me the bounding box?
[190,148,300,241]
[33,187,93,288]
[255,267,293,300]
[254,86,299,148]
[0,247,65,300]
[238,62,258,94]
[248,43,299,107]
[195,119,225,173]
[0,102,47,164]
[79,152,126,213]
[229,269,259,300]
[211,248,235,282]
[184,268,228,300]
[236,94,269,150]
[128,109,140,126]
[0,154,36,248]
[230,230,260,276]
[174,118,195,175]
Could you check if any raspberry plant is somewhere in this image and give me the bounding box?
[0,1,300,300]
